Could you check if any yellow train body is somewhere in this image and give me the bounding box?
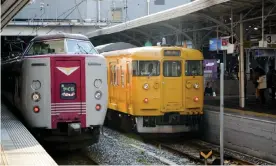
[102,46,204,133]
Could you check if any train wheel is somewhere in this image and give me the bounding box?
[120,115,132,132]
[110,111,121,130]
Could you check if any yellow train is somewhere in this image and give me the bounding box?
[98,44,204,133]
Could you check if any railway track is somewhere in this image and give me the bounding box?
[151,139,274,165]
[104,126,275,165]
[49,149,99,165]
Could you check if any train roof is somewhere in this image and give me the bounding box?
[31,33,90,42]
[95,42,137,53]
[102,46,203,59]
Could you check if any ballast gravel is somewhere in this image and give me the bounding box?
[86,127,198,165]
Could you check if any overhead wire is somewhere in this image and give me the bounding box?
[25,0,86,36]
[75,0,85,22]
[45,0,86,34]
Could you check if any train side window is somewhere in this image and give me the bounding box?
[126,62,130,84]
[113,65,117,85]
[121,65,125,86]
[110,64,114,85]
[117,66,120,86]
[114,66,118,85]
[132,61,138,76]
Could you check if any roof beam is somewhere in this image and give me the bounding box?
[1,0,30,30]
[129,29,154,40]
[159,23,194,43]
[196,13,232,33]
[117,33,143,46]
[269,0,276,5]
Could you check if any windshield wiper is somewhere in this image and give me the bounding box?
[148,71,154,79]
[77,43,88,54]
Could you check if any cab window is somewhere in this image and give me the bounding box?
[163,61,181,77]
[66,39,98,54]
[132,60,160,76]
[185,60,203,76]
[25,39,65,56]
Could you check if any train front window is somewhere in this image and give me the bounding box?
[66,39,98,54]
[26,39,65,56]
[132,60,160,76]
[163,61,181,77]
[185,60,203,76]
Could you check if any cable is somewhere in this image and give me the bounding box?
[26,0,86,36]
[46,0,86,34]
[46,5,80,34]
[75,0,84,22]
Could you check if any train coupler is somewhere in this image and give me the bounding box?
[68,123,81,136]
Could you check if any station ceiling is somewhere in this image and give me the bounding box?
[1,0,30,30]
[88,0,276,48]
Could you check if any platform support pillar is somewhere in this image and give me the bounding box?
[274,53,276,70]
[220,62,224,165]
[246,49,250,81]
[239,13,245,108]
[147,0,150,15]
[223,51,227,71]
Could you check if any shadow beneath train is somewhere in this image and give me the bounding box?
[140,132,202,143]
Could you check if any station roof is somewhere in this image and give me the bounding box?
[86,0,231,38]
[87,0,276,47]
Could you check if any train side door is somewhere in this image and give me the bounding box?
[126,61,132,113]
[109,62,116,107]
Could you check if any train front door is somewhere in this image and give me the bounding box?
[52,59,83,123]
[162,60,183,112]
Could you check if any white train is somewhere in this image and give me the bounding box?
[1,33,108,150]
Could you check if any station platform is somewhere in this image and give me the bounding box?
[203,98,276,163]
[1,104,57,166]
[204,95,276,115]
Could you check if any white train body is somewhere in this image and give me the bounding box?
[2,33,108,149]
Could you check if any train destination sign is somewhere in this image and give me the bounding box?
[164,50,181,56]
[60,83,76,100]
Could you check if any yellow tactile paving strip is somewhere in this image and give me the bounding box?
[205,105,276,119]
[1,145,8,165]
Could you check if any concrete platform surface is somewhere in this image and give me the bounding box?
[1,104,57,166]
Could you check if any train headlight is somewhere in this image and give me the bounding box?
[31,80,41,90]
[31,92,41,102]
[94,91,102,100]
[194,83,199,89]
[94,79,102,88]
[143,83,149,90]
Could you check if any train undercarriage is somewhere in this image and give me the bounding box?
[104,109,203,136]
